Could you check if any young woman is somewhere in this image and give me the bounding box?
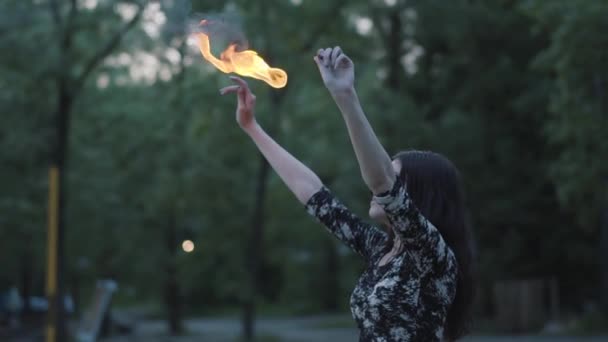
[220,47,475,341]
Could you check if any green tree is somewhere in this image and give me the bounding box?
[526,0,608,312]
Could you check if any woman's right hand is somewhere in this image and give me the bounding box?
[314,46,355,95]
[220,76,257,131]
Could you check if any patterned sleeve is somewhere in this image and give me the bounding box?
[372,177,455,270]
[305,187,387,261]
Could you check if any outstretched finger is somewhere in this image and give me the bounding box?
[232,76,258,108]
[220,85,240,95]
[229,76,251,104]
[230,76,251,93]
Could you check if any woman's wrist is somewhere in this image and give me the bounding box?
[243,121,261,136]
[331,87,362,116]
[330,87,360,112]
[329,85,357,101]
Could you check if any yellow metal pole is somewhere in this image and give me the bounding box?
[46,166,59,342]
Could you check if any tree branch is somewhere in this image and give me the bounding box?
[49,0,82,45]
[49,0,62,27]
[73,1,145,93]
[370,6,389,42]
[298,0,349,52]
[60,0,78,54]
[370,2,408,45]
[65,0,78,35]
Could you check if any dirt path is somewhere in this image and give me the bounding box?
[102,315,608,342]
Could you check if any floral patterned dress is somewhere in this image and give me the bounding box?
[305,177,458,341]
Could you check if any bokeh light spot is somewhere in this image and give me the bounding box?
[182,240,194,253]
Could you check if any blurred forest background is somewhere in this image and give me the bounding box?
[1,0,607,340]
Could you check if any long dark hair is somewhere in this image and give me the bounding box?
[393,150,476,341]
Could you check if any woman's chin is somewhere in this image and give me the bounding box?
[368,209,378,220]
[369,208,386,224]
[369,205,390,228]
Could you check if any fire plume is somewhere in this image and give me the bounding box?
[196,20,287,88]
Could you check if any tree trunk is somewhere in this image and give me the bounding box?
[20,249,32,315]
[594,74,607,314]
[321,239,339,312]
[243,155,270,341]
[72,271,80,319]
[600,185,608,313]
[48,81,72,342]
[386,10,403,90]
[165,212,182,335]
[45,3,143,340]
[164,41,189,336]
[380,8,403,151]
[242,85,287,340]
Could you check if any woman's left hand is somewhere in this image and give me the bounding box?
[220,76,257,131]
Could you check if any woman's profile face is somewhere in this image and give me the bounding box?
[368,159,402,225]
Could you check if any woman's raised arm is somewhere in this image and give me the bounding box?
[314,47,395,195]
[221,77,323,204]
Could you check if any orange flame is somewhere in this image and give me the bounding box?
[196,20,287,88]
